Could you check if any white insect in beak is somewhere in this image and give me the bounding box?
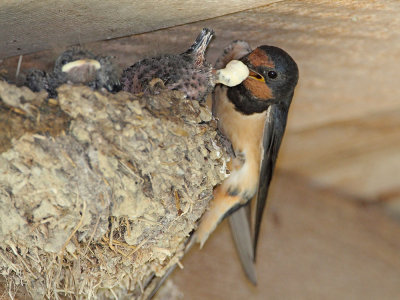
[216,60,249,87]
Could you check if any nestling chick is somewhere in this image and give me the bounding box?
[24,49,121,98]
[121,28,217,101]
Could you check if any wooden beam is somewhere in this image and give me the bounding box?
[0,0,278,58]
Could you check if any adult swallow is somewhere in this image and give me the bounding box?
[121,28,215,101]
[196,41,299,283]
[25,48,120,98]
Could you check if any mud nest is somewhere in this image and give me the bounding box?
[0,80,228,299]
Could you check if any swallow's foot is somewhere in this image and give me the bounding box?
[223,161,258,201]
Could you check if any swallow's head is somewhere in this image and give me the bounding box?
[228,46,298,114]
[243,46,299,102]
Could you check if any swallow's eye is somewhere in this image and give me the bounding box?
[267,71,278,79]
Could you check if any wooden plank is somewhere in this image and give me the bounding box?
[0,0,278,58]
[279,109,400,201]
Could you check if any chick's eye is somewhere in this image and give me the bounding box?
[267,71,278,79]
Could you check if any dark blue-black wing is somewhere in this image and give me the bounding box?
[253,104,288,259]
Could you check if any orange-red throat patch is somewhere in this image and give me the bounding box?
[244,48,274,99]
[244,77,272,100]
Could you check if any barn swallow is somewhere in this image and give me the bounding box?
[25,48,120,98]
[196,41,299,283]
[121,28,216,101]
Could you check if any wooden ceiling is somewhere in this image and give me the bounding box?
[0,0,277,58]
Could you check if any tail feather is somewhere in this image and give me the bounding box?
[229,205,257,285]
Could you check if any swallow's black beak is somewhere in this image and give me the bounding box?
[247,68,266,83]
[241,58,264,82]
[247,69,262,80]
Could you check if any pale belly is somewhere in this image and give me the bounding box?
[213,85,267,199]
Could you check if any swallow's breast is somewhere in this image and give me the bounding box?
[214,85,266,159]
[214,85,267,197]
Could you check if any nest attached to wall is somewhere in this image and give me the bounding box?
[0,80,228,299]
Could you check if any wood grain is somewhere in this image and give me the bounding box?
[0,0,278,58]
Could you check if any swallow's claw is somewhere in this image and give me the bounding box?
[227,187,240,197]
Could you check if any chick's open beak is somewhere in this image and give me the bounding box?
[61,59,101,73]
